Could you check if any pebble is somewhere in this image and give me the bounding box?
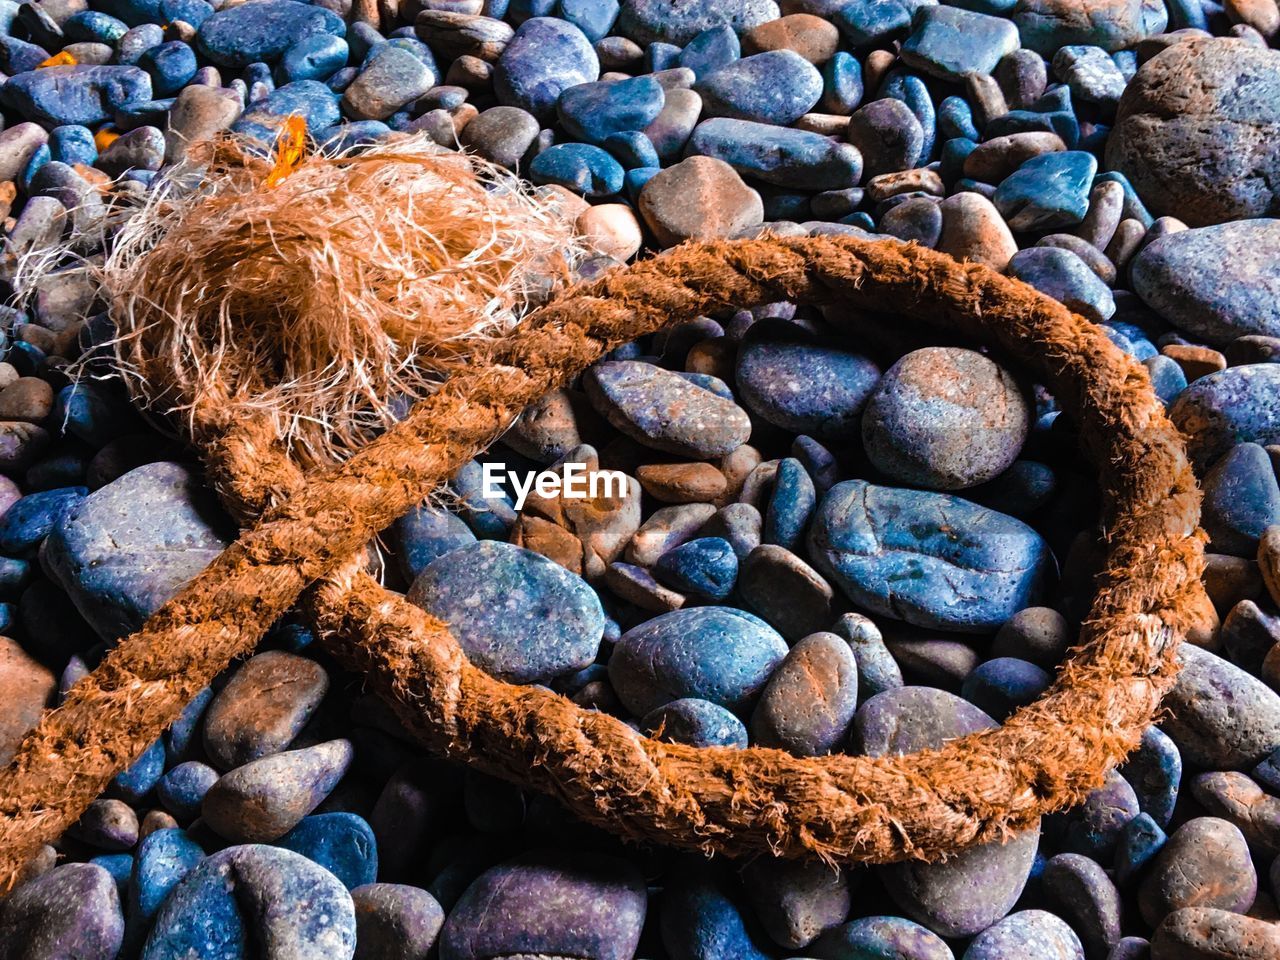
[687,116,863,189]
[43,462,232,642]
[156,761,218,821]
[750,631,857,755]
[0,635,54,764]
[1132,220,1280,344]
[961,656,1050,721]
[936,191,1020,271]
[0,863,124,960]
[126,828,204,952]
[1201,443,1280,558]
[196,0,345,68]
[1139,818,1257,926]
[743,13,839,63]
[351,884,445,960]
[1192,770,1280,858]
[1107,38,1280,226]
[342,45,437,121]
[201,738,354,843]
[1121,726,1183,827]
[1042,852,1124,959]
[901,6,1021,81]
[278,813,378,890]
[438,850,646,960]
[141,844,357,960]
[994,150,1099,231]
[810,479,1051,631]
[1008,246,1117,323]
[654,536,738,600]
[616,0,780,46]
[738,542,835,641]
[529,142,624,196]
[696,49,822,125]
[740,857,849,950]
[494,16,598,120]
[735,324,880,440]
[408,540,604,684]
[808,915,953,960]
[637,155,763,246]
[964,910,1085,960]
[1,65,152,126]
[1169,364,1280,468]
[844,97,924,180]
[642,697,749,747]
[1150,907,1280,960]
[608,605,788,715]
[1014,0,1168,55]
[1162,642,1280,769]
[584,360,751,457]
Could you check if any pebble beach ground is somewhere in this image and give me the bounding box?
[1,0,1280,959]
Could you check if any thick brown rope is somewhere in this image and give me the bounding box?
[0,237,1203,885]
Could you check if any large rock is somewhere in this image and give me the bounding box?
[197,0,345,67]
[1013,0,1168,55]
[617,0,780,46]
[808,480,1053,632]
[1132,220,1280,344]
[1106,39,1280,226]
[42,462,234,642]
[0,65,151,127]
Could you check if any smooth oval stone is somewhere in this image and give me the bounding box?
[616,0,780,45]
[388,502,476,582]
[961,657,1051,721]
[736,326,880,440]
[342,44,438,121]
[1139,817,1257,927]
[1132,220,1280,344]
[232,80,341,142]
[1008,246,1117,324]
[660,861,772,960]
[1201,443,1280,557]
[197,0,345,67]
[141,844,356,960]
[43,461,234,642]
[529,142,625,196]
[738,543,836,642]
[809,915,954,960]
[1191,770,1280,858]
[494,17,598,121]
[1,65,152,126]
[558,75,665,143]
[740,857,850,951]
[0,863,124,960]
[861,347,1030,490]
[642,697,749,747]
[1041,853,1123,959]
[609,606,789,716]
[156,761,219,821]
[688,117,863,190]
[201,739,354,843]
[994,150,1099,231]
[809,480,1052,632]
[278,813,377,890]
[1170,364,1280,468]
[584,360,751,458]
[1120,726,1183,828]
[408,540,604,684]
[126,829,204,953]
[695,50,822,125]
[1048,769,1141,859]
[439,850,646,960]
[1162,642,1280,768]
[901,5,1020,80]
[750,631,858,756]
[654,536,738,601]
[351,883,444,960]
[855,687,1039,938]
[1150,907,1280,960]
[1107,38,1280,226]
[963,910,1085,960]
[202,650,329,771]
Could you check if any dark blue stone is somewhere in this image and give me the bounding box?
[559,0,620,41]
[1008,246,1116,324]
[54,383,138,449]
[810,480,1052,632]
[0,486,86,555]
[660,861,772,960]
[615,0,780,46]
[140,41,197,96]
[91,853,134,900]
[833,0,915,48]
[654,536,739,601]
[279,31,349,83]
[961,657,1051,721]
[110,737,165,803]
[765,457,816,552]
[278,813,378,890]
[557,75,665,144]
[822,50,863,114]
[494,17,598,121]
[141,844,356,960]
[450,459,516,539]
[687,117,862,190]
[388,502,476,581]
[602,130,660,169]
[529,142,624,197]
[1143,355,1188,406]
[1047,770,1140,859]
[64,10,130,43]
[0,37,51,75]
[231,79,342,142]
[48,124,97,167]
[408,540,604,684]
[157,761,219,821]
[939,95,979,141]
[125,828,204,954]
[1170,364,1280,469]
[642,697,749,747]
[166,686,213,764]
[197,0,345,67]
[695,50,823,126]
[1114,812,1167,887]
[0,556,31,599]
[2,65,152,127]
[609,606,789,716]
[116,24,165,66]
[994,150,1098,231]
[735,325,880,440]
[1201,442,1280,558]
[678,24,740,79]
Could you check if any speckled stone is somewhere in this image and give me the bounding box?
[1041,853,1123,959]
[810,480,1051,631]
[637,155,763,246]
[1008,246,1117,323]
[439,850,646,960]
[196,0,345,67]
[642,697,749,747]
[1138,818,1257,926]
[1169,364,1280,468]
[687,116,863,189]
[750,631,858,756]
[1132,220,1280,344]
[584,360,751,458]
[808,915,954,960]
[493,17,598,121]
[609,606,788,715]
[738,543,836,641]
[616,0,780,45]
[1,65,152,126]
[695,50,822,125]
[1150,907,1280,960]
[1048,769,1141,859]
[964,910,1085,960]
[0,636,54,765]
[993,150,1098,231]
[862,348,1029,490]
[0,863,124,960]
[936,191,1020,271]
[1107,39,1280,226]
[408,540,604,684]
[351,884,444,960]
[1162,642,1280,768]
[901,5,1021,81]
[740,857,850,950]
[1120,726,1183,827]
[1201,443,1280,557]
[1013,0,1168,55]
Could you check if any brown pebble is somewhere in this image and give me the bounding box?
[936,192,1019,271]
[1106,217,1147,269]
[0,377,53,424]
[638,156,763,248]
[1151,906,1280,960]
[1138,817,1257,926]
[685,337,735,381]
[1203,553,1264,614]
[964,132,1066,183]
[865,168,944,203]
[604,561,685,612]
[862,49,896,93]
[576,203,643,262]
[1259,526,1280,608]
[1190,770,1280,859]
[414,11,513,61]
[793,113,849,136]
[1225,0,1280,38]
[636,462,728,503]
[0,637,54,766]
[742,14,840,63]
[511,514,586,575]
[1162,344,1228,382]
[716,443,763,505]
